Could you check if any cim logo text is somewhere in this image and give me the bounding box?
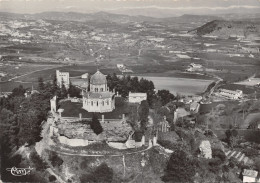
[6,166,33,176]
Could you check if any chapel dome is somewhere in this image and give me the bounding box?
[90,70,107,85]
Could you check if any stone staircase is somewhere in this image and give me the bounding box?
[225,149,251,165]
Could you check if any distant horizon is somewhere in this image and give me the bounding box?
[0,9,260,19]
[0,0,260,18]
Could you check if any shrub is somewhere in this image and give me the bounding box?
[229,157,238,168]
[48,151,63,167]
[255,158,260,172]
[243,148,258,157]
[49,175,57,182]
[157,140,176,151]
[212,149,226,162]
[30,151,47,171]
[162,149,196,182]
[80,163,113,183]
[90,113,103,135]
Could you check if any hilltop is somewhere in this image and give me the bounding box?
[189,19,260,39]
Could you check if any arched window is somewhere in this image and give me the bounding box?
[97,101,98,106]
[101,88,103,92]
[107,100,109,105]
[102,101,104,106]
[91,101,93,106]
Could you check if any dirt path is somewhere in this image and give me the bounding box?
[46,168,67,183]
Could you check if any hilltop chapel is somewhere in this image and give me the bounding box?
[82,70,115,113]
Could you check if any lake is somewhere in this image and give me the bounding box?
[138,76,214,96]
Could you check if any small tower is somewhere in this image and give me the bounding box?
[50,96,57,113]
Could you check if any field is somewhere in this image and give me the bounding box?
[235,78,260,86]
[0,63,61,81]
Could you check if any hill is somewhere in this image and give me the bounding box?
[0,11,161,23]
[189,19,260,39]
[163,14,221,24]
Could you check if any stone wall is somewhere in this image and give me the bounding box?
[58,136,90,147]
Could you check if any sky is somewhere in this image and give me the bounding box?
[0,0,260,16]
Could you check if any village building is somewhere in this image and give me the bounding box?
[157,116,170,133]
[219,89,243,100]
[242,169,259,183]
[128,92,147,104]
[24,86,40,98]
[82,70,115,113]
[190,63,202,69]
[190,101,200,113]
[81,73,89,79]
[56,70,70,89]
[199,140,212,159]
[117,64,124,69]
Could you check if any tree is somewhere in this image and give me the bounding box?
[17,109,42,145]
[49,151,63,167]
[68,82,81,98]
[212,149,226,162]
[80,163,113,183]
[225,128,240,148]
[38,77,45,91]
[162,149,196,182]
[90,113,103,135]
[49,175,57,182]
[11,85,26,97]
[30,151,47,171]
[157,90,175,106]
[138,100,149,131]
[60,80,68,99]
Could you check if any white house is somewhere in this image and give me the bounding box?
[242,169,259,183]
[219,89,243,100]
[81,73,89,79]
[129,92,147,104]
[190,63,202,69]
[117,64,125,69]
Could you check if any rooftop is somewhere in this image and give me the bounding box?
[129,92,147,97]
[90,70,107,85]
[83,91,114,99]
[243,169,258,178]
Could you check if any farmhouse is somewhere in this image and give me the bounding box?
[128,92,147,104]
[219,89,243,100]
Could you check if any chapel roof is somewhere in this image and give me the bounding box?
[90,70,107,85]
[83,91,113,99]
